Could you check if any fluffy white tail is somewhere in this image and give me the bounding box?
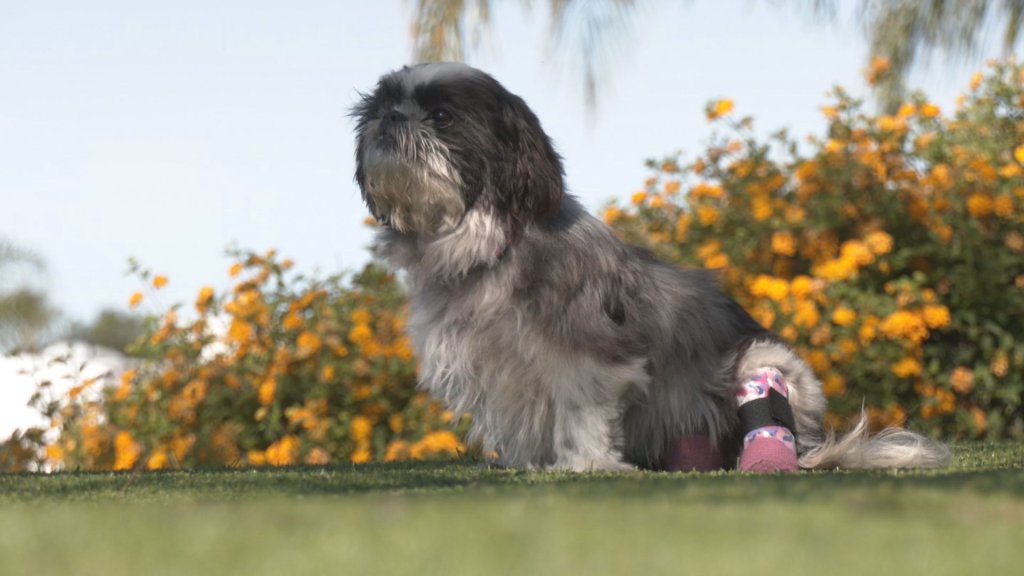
[798,414,951,470]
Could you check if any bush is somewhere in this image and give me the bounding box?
[605,60,1024,439]
[36,249,467,471]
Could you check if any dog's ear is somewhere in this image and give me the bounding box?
[350,91,387,225]
[493,94,564,228]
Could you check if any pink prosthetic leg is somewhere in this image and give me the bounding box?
[736,366,799,472]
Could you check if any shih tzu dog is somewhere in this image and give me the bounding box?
[351,62,950,472]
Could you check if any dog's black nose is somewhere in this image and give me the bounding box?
[382,110,406,125]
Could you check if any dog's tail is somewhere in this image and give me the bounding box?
[797,412,951,470]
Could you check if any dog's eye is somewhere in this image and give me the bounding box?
[430,108,453,127]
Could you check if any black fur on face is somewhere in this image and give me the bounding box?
[351,63,565,237]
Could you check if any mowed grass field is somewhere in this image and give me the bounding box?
[2,443,1022,576]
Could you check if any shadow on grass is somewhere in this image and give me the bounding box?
[2,442,1021,503]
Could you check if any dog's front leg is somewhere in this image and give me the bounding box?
[550,401,633,472]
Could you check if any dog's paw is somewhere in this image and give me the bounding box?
[551,456,635,473]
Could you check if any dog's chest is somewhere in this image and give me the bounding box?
[406,279,533,405]
[405,277,650,466]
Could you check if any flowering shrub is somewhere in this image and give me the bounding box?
[606,61,1024,439]
[35,250,467,471]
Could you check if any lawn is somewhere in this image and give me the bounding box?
[2,442,1022,576]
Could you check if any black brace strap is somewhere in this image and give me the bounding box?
[738,388,797,435]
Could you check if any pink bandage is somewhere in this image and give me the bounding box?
[660,434,723,472]
[736,366,799,473]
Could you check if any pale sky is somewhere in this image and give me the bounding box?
[0,1,985,325]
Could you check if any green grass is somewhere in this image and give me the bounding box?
[2,443,1022,576]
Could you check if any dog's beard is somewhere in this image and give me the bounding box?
[361,123,465,236]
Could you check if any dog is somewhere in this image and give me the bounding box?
[351,62,950,471]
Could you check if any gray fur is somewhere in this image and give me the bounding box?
[352,63,950,471]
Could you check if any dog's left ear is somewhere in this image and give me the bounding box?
[493,94,565,227]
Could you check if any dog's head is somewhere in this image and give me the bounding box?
[351,63,564,238]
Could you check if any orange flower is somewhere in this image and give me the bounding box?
[258,377,276,406]
[890,357,922,378]
[880,310,929,343]
[919,102,941,118]
[45,443,65,465]
[350,307,372,325]
[794,301,821,329]
[320,364,336,382]
[603,206,622,225]
[348,323,373,345]
[229,262,244,277]
[966,193,994,217]
[690,182,725,200]
[409,430,464,460]
[971,407,987,433]
[993,196,1014,218]
[921,305,951,329]
[152,275,168,289]
[771,231,796,257]
[351,446,372,463]
[247,450,267,466]
[296,331,322,357]
[864,231,893,255]
[228,319,254,343]
[304,447,331,465]
[789,276,815,299]
[824,139,845,154]
[282,311,303,331]
[113,430,141,471]
[146,449,169,470]
[384,440,411,462]
[950,367,974,395]
[388,413,405,434]
[831,307,857,327]
[876,115,905,132]
[750,197,773,221]
[350,415,373,443]
[195,285,214,313]
[865,57,891,85]
[822,373,846,397]
[696,205,719,226]
[969,71,983,91]
[707,98,734,120]
[129,291,144,309]
[265,435,299,466]
[704,253,729,269]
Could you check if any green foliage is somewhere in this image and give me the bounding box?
[0,239,54,353]
[65,309,146,354]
